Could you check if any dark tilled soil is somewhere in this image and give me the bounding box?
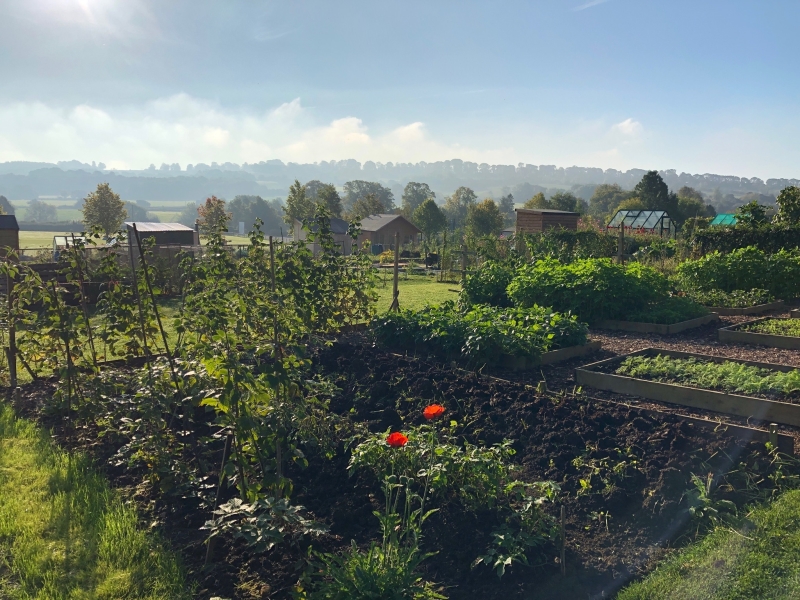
[8,307,800,600]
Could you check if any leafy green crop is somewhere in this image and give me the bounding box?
[371,301,588,367]
[616,354,800,397]
[675,246,800,300]
[686,288,774,308]
[460,260,517,307]
[625,296,709,324]
[742,318,800,337]
[506,258,684,324]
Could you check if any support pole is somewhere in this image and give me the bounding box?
[6,262,16,389]
[560,505,566,575]
[128,234,152,363]
[617,224,625,264]
[461,245,467,282]
[390,231,400,312]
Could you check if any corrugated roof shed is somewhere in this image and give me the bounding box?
[710,214,737,226]
[125,222,194,232]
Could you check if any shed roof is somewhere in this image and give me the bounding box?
[0,215,19,230]
[295,217,350,235]
[514,208,580,216]
[360,214,420,233]
[607,210,672,229]
[125,222,194,232]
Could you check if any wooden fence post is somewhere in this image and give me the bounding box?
[461,245,467,282]
[390,231,400,312]
[617,225,625,264]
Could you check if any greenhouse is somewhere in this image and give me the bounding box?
[606,209,675,237]
[710,213,738,226]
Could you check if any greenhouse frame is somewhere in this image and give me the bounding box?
[606,210,675,237]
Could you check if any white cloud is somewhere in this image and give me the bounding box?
[0,95,513,169]
[611,118,643,136]
[572,0,611,12]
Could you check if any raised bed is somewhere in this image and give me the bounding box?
[575,347,800,428]
[791,309,800,319]
[501,340,602,370]
[594,312,719,335]
[719,317,800,350]
[703,299,784,316]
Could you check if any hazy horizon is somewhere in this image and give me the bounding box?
[2,1,800,179]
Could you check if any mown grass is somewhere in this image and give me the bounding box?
[0,403,192,598]
[374,274,460,313]
[617,489,800,599]
[18,232,70,250]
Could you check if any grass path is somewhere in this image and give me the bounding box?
[617,489,800,599]
[374,274,460,313]
[0,403,192,598]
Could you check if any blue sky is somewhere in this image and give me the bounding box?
[1,0,799,178]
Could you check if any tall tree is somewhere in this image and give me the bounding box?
[412,198,447,243]
[549,191,584,212]
[25,199,57,223]
[0,195,14,215]
[177,202,199,227]
[349,193,386,220]
[442,186,477,229]
[401,182,435,217]
[736,200,770,227]
[342,180,395,213]
[523,192,549,209]
[283,179,315,225]
[229,195,283,235]
[82,183,126,234]
[677,186,704,202]
[589,184,630,216]
[197,195,231,235]
[633,171,678,215]
[466,199,504,237]
[775,186,800,225]
[315,183,343,218]
[497,193,515,226]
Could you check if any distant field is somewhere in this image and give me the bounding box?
[19,231,68,249]
[151,211,182,222]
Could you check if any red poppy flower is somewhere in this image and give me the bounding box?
[386,432,408,448]
[423,404,445,420]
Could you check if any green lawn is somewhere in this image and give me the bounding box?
[617,490,800,599]
[0,404,191,598]
[374,274,460,313]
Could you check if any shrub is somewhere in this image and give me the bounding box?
[675,247,800,300]
[506,258,671,324]
[460,260,516,307]
[371,302,588,366]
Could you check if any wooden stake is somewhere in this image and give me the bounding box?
[70,234,98,371]
[560,505,566,575]
[461,245,467,282]
[6,261,16,388]
[128,234,152,363]
[769,423,779,448]
[390,231,400,312]
[617,224,625,264]
[132,225,180,390]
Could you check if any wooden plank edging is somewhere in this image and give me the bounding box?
[575,347,800,428]
[704,300,784,316]
[719,317,800,350]
[594,312,719,335]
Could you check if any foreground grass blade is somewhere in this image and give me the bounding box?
[0,404,192,599]
[617,489,800,599]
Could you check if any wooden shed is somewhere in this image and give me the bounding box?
[0,215,20,255]
[514,208,579,234]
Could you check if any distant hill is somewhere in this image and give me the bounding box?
[1,159,798,205]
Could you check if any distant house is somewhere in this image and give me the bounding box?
[514,208,579,234]
[293,217,354,255]
[356,214,421,253]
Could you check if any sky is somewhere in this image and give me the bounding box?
[1,0,799,178]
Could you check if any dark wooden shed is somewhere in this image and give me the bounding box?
[0,215,20,255]
[514,208,580,234]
